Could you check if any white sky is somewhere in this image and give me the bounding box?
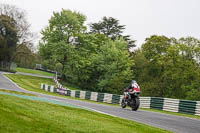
[1,0,200,47]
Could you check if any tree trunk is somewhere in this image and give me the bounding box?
[61,55,67,80]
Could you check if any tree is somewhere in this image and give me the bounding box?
[140,35,174,97]
[70,34,134,93]
[67,33,110,90]
[13,44,40,68]
[142,35,173,61]
[89,16,135,47]
[161,38,200,100]
[0,14,18,62]
[0,4,37,68]
[0,4,36,45]
[178,37,200,63]
[134,35,200,100]
[94,38,134,93]
[39,9,86,78]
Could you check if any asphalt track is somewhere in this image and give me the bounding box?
[0,72,200,133]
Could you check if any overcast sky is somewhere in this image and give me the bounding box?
[1,0,200,47]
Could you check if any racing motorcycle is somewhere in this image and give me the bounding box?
[121,85,140,111]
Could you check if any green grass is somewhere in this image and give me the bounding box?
[16,67,55,77]
[5,74,200,120]
[60,80,81,90]
[5,74,56,93]
[0,94,171,133]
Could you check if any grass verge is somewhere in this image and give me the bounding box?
[60,80,81,90]
[0,94,171,133]
[5,74,200,120]
[5,74,55,93]
[16,67,55,77]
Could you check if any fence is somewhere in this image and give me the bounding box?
[41,83,200,116]
[53,77,69,91]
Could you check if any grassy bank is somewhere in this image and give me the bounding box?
[5,74,79,96]
[0,93,170,133]
[16,67,55,76]
[5,74,55,93]
[4,74,65,99]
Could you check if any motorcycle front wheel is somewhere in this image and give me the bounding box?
[121,98,126,108]
[132,97,140,111]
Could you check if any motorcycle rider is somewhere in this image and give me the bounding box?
[122,80,141,111]
[124,80,140,100]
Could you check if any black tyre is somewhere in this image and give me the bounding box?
[132,97,140,111]
[121,98,126,108]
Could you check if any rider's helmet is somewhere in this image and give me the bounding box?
[131,80,136,84]
[131,80,138,88]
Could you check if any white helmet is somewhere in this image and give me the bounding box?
[132,80,136,84]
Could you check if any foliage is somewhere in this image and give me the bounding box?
[66,34,109,90]
[0,4,37,45]
[39,10,133,93]
[69,34,133,93]
[38,8,200,100]
[0,15,18,62]
[89,16,135,47]
[93,38,133,93]
[0,4,38,69]
[134,35,200,100]
[13,45,41,68]
[39,9,86,77]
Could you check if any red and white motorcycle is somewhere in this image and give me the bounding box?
[121,81,140,111]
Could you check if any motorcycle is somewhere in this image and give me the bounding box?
[121,86,140,111]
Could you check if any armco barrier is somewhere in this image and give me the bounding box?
[178,100,197,115]
[140,97,151,108]
[163,98,179,112]
[41,83,200,115]
[196,101,200,116]
[150,97,164,110]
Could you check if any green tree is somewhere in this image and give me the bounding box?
[68,34,110,90]
[94,38,134,93]
[0,4,37,69]
[39,9,86,78]
[135,35,200,100]
[71,34,133,93]
[0,15,18,62]
[161,38,200,100]
[13,44,40,68]
[89,16,135,47]
[0,4,37,45]
[142,35,173,61]
[140,35,173,97]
